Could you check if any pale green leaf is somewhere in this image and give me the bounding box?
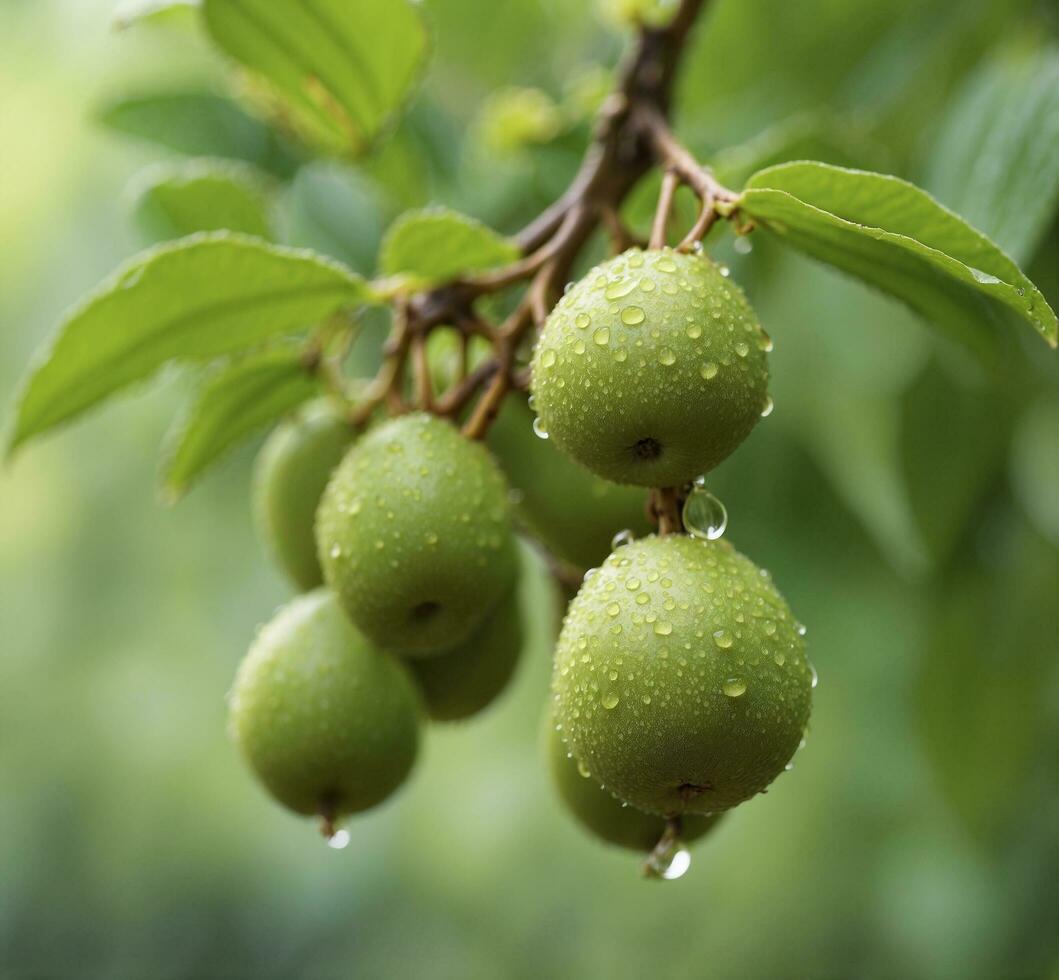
[114,0,200,30]
[10,233,374,453]
[379,207,519,287]
[130,159,275,242]
[201,0,429,156]
[161,348,320,498]
[741,162,1058,353]
[925,45,1059,264]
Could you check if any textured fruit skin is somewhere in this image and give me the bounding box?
[530,247,770,487]
[229,590,421,818]
[552,535,811,815]
[545,715,722,852]
[408,589,523,722]
[316,413,519,656]
[488,395,652,570]
[253,400,354,592]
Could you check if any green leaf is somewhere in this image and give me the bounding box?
[201,0,429,157]
[130,159,276,242]
[925,45,1059,265]
[114,0,199,30]
[97,91,300,178]
[161,348,320,498]
[379,207,519,287]
[9,233,373,454]
[740,162,1058,353]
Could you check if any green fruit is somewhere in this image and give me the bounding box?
[489,395,652,570]
[552,534,811,815]
[408,589,523,722]
[316,413,519,656]
[253,400,355,591]
[229,589,421,820]
[545,714,722,852]
[530,247,770,487]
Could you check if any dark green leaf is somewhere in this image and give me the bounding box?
[131,159,275,242]
[161,348,319,498]
[379,207,519,287]
[925,45,1059,264]
[201,0,428,156]
[9,233,374,453]
[97,91,301,177]
[740,162,1058,353]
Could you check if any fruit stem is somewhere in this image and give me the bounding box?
[651,487,684,535]
[642,815,684,878]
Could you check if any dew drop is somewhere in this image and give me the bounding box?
[758,330,773,352]
[327,829,351,850]
[605,278,637,300]
[656,256,678,274]
[575,312,591,329]
[611,529,635,549]
[532,417,549,440]
[719,265,731,278]
[659,348,677,366]
[607,602,621,617]
[700,361,719,380]
[593,326,611,346]
[625,577,641,591]
[760,395,774,418]
[602,691,620,710]
[810,663,819,689]
[773,651,785,666]
[573,339,586,355]
[682,486,728,541]
[735,341,750,358]
[970,267,1000,285]
[733,236,753,255]
[621,306,646,326]
[712,628,734,649]
[796,623,807,637]
[577,758,592,779]
[723,677,747,697]
[661,848,691,880]
[686,323,703,339]
[540,349,556,368]
[654,621,673,636]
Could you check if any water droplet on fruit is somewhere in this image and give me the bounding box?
[540,349,556,368]
[656,256,678,274]
[611,529,634,549]
[733,236,753,255]
[593,326,611,346]
[810,663,819,689]
[700,362,719,380]
[796,623,807,637]
[686,323,703,339]
[327,829,350,850]
[659,348,676,366]
[760,396,774,418]
[683,486,727,540]
[605,278,637,300]
[621,306,646,326]
[532,417,549,439]
[577,758,592,778]
[723,677,747,697]
[719,265,731,278]
[602,691,620,709]
[712,628,734,649]
[654,621,673,636]
[735,341,750,358]
[575,312,591,329]
[758,330,773,352]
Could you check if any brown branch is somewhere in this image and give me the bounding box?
[650,169,680,249]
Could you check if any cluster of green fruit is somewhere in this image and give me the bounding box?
[228,245,814,874]
[530,247,813,873]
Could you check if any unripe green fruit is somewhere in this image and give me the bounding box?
[530,248,770,487]
[552,535,811,815]
[229,589,421,819]
[489,395,652,571]
[316,413,519,656]
[544,715,722,852]
[253,400,354,591]
[408,589,523,722]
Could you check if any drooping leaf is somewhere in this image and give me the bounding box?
[113,0,200,30]
[740,162,1058,354]
[161,347,320,498]
[379,207,519,287]
[201,0,429,157]
[925,44,1059,264]
[130,159,275,242]
[9,233,374,453]
[97,91,300,177]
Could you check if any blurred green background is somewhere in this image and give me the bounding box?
[2,0,1057,977]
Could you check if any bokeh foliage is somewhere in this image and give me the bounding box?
[1,0,1056,977]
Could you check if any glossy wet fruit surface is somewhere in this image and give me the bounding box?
[229,590,422,819]
[552,534,811,815]
[530,247,770,487]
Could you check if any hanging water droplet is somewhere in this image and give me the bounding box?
[760,395,774,418]
[564,281,575,294]
[327,829,350,850]
[733,236,753,255]
[682,486,728,540]
[691,240,705,255]
[796,623,807,637]
[718,265,731,278]
[784,761,794,772]
[758,330,773,352]
[611,529,635,549]
[646,841,691,880]
[583,567,599,583]
[532,417,549,440]
[810,663,818,689]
